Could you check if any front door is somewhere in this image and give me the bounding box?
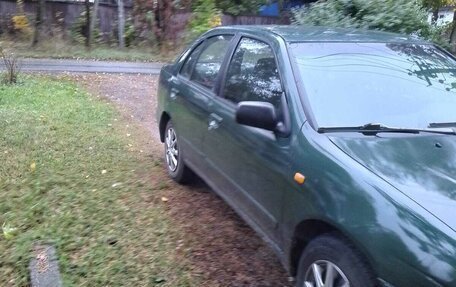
[170,35,233,168]
[204,37,292,244]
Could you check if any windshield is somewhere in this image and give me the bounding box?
[290,42,456,129]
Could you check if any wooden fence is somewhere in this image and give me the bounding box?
[0,0,288,41]
[222,14,290,25]
[0,0,133,39]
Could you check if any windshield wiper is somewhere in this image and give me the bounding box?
[318,123,456,135]
[428,122,456,128]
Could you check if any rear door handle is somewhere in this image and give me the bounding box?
[208,113,223,130]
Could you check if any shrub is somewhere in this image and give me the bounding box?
[291,0,434,39]
[124,18,137,47]
[0,48,21,85]
[187,0,222,41]
[70,10,101,44]
[12,15,29,31]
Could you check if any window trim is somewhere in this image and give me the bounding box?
[179,40,207,80]
[178,34,235,92]
[218,35,285,101]
[216,33,291,137]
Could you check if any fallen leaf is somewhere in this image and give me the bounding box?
[30,162,36,172]
[2,222,18,240]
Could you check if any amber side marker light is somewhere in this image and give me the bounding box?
[294,173,306,185]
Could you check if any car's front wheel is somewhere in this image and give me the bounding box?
[164,120,194,184]
[296,234,375,287]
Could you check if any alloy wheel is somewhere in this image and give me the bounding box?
[165,127,179,172]
[303,260,350,287]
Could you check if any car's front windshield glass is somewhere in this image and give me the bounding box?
[290,42,456,129]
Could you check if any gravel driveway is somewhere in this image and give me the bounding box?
[69,73,293,287]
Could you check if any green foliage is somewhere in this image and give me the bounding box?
[428,21,453,48]
[124,18,137,47]
[188,0,222,40]
[214,0,267,15]
[70,10,101,44]
[292,0,433,38]
[421,0,454,10]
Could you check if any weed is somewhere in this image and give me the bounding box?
[0,48,21,84]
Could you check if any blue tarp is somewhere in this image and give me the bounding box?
[259,1,306,16]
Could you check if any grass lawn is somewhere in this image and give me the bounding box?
[0,76,196,286]
[0,38,177,62]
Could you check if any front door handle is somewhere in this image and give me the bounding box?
[208,113,223,131]
[170,88,179,100]
[168,75,180,85]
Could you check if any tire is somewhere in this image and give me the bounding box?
[164,120,194,184]
[295,233,376,287]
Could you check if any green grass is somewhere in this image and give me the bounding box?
[0,38,177,62]
[0,76,196,286]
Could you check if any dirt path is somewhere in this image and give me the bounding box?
[69,73,293,287]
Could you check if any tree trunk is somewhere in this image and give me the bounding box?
[32,0,45,47]
[17,0,25,15]
[153,0,173,51]
[89,0,100,48]
[117,0,125,48]
[432,8,439,24]
[449,10,456,51]
[84,0,91,49]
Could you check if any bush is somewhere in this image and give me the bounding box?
[187,0,222,41]
[291,0,434,39]
[70,10,101,44]
[0,48,21,85]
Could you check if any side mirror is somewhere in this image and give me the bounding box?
[235,101,278,131]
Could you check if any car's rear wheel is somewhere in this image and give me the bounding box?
[164,120,194,184]
[296,234,375,287]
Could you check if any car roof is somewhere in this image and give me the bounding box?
[211,25,429,44]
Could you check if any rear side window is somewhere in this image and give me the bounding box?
[190,35,233,89]
[223,37,283,111]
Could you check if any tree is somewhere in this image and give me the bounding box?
[188,0,221,39]
[17,0,25,15]
[117,0,125,48]
[89,0,100,48]
[420,0,456,48]
[292,0,433,38]
[31,0,45,46]
[421,0,453,23]
[132,0,175,49]
[84,0,91,48]
[153,0,174,49]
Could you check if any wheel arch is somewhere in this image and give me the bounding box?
[159,112,171,143]
[289,219,376,278]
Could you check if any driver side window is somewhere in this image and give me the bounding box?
[180,35,233,89]
[223,37,284,113]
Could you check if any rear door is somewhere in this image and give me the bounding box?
[169,35,233,169]
[203,36,292,244]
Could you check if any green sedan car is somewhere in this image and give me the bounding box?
[156,26,456,287]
